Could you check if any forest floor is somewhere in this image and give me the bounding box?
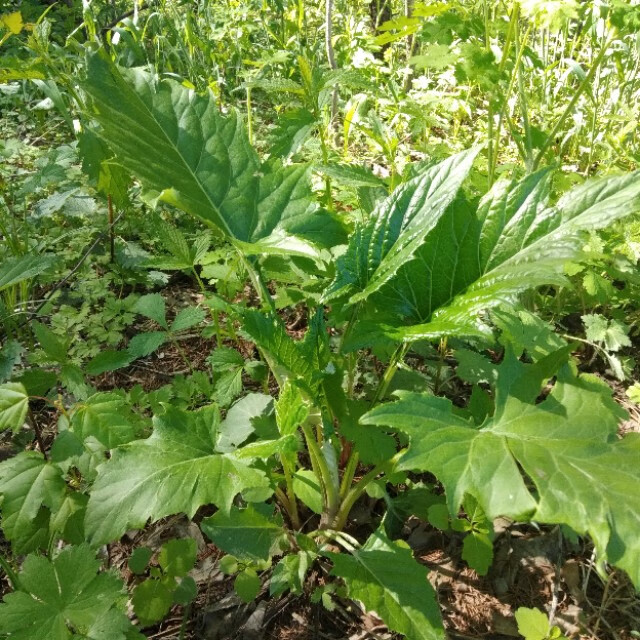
[8,289,637,640]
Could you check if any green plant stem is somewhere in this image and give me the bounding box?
[246,85,253,145]
[339,342,408,503]
[169,335,195,374]
[484,0,494,185]
[0,554,19,590]
[107,194,115,263]
[191,267,223,345]
[516,20,534,168]
[532,36,612,170]
[238,251,276,314]
[301,422,339,523]
[339,302,361,355]
[28,407,48,461]
[280,456,301,529]
[339,448,358,499]
[275,486,292,512]
[178,603,191,640]
[371,342,409,407]
[489,20,533,180]
[333,449,406,531]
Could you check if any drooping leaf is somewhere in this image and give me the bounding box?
[275,381,309,436]
[323,148,481,304]
[0,452,66,553]
[78,128,131,207]
[201,503,285,562]
[85,405,269,544]
[316,164,387,188]
[292,469,323,514]
[129,548,153,575]
[269,108,315,158]
[240,310,317,392]
[461,532,493,576]
[0,382,29,432]
[32,321,68,364]
[216,393,273,451]
[83,53,343,254]
[127,332,167,359]
[173,576,198,606]
[363,353,640,587]
[86,350,134,376]
[515,607,551,640]
[271,552,310,596]
[0,545,130,640]
[0,340,22,383]
[234,434,300,459]
[326,529,444,640]
[376,169,640,342]
[234,569,261,603]
[583,314,631,352]
[0,254,55,293]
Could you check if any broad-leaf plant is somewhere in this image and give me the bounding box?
[1,50,640,640]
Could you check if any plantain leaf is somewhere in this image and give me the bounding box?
[84,405,269,544]
[326,528,444,640]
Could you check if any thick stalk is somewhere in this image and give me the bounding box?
[516,19,534,168]
[338,342,408,503]
[280,457,301,529]
[402,0,416,93]
[333,450,406,530]
[302,422,339,523]
[191,267,223,345]
[489,20,533,180]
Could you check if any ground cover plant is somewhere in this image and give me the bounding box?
[1,1,640,639]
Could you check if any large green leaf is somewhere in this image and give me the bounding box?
[82,52,343,252]
[85,405,269,544]
[0,451,66,553]
[363,353,640,587]
[0,545,135,640]
[325,528,444,640]
[323,148,480,303]
[376,169,640,340]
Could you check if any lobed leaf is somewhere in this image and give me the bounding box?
[85,405,269,544]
